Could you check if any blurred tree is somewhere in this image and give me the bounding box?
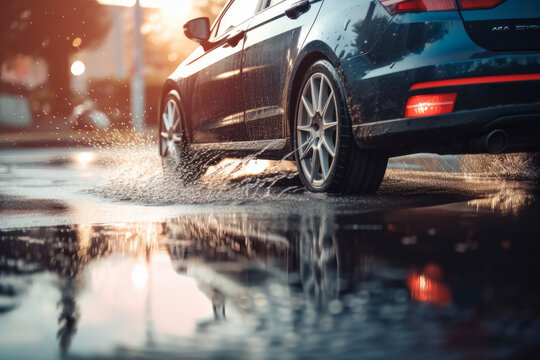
[0,0,111,115]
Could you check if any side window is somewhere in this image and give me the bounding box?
[215,0,260,38]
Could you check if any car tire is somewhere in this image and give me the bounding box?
[159,90,203,181]
[293,60,388,194]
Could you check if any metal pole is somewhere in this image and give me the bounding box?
[131,0,145,130]
[113,6,126,78]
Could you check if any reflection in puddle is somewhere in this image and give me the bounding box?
[1,199,540,359]
[74,152,97,168]
[407,264,451,306]
[468,183,536,215]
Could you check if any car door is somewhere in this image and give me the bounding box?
[188,0,261,144]
[242,0,323,141]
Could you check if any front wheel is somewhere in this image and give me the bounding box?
[293,60,388,194]
[159,90,204,181]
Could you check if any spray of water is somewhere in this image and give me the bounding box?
[83,129,305,205]
[459,153,539,179]
[72,123,538,206]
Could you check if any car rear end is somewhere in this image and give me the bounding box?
[343,0,540,156]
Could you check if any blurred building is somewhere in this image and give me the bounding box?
[0,0,205,129]
[71,6,131,95]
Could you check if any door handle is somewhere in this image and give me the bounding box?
[226,30,245,48]
[285,0,310,19]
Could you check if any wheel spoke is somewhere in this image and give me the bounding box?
[310,146,320,181]
[322,91,334,119]
[297,124,312,133]
[299,139,314,161]
[172,134,182,142]
[301,95,315,119]
[311,77,319,113]
[162,113,171,130]
[319,77,325,115]
[323,121,337,130]
[167,101,173,119]
[172,116,181,132]
[160,132,169,139]
[172,103,179,123]
[169,104,177,126]
[322,136,336,158]
[319,147,330,180]
[168,103,177,128]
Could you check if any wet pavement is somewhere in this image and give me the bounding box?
[1,147,539,359]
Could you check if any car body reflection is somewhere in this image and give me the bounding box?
[1,195,540,358]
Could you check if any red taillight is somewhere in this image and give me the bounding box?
[410,74,540,90]
[379,0,456,14]
[457,0,506,10]
[405,93,457,118]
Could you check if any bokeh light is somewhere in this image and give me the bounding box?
[70,60,86,76]
[74,152,96,167]
[72,37,82,47]
[167,52,178,62]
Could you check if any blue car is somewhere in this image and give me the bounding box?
[159,0,540,193]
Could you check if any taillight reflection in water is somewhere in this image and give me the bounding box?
[407,263,452,306]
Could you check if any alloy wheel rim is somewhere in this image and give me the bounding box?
[297,73,339,187]
[300,215,340,301]
[160,99,182,158]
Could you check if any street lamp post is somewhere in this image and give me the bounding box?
[131,0,146,130]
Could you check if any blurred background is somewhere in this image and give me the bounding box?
[0,0,226,135]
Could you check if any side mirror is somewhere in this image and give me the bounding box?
[183,17,211,49]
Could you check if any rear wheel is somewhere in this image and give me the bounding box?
[293,60,388,194]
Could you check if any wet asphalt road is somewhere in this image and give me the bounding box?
[0,147,539,359]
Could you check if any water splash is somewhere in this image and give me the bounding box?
[86,130,304,205]
[468,182,536,215]
[459,153,539,179]
[79,126,539,206]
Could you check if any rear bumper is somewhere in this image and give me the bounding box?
[353,102,540,156]
[339,10,540,156]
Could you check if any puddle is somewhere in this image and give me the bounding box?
[1,198,540,359]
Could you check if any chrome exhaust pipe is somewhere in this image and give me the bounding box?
[485,129,508,154]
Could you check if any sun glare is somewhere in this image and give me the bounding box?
[98,0,194,46]
[97,0,192,11]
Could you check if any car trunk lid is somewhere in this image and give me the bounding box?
[458,0,540,51]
